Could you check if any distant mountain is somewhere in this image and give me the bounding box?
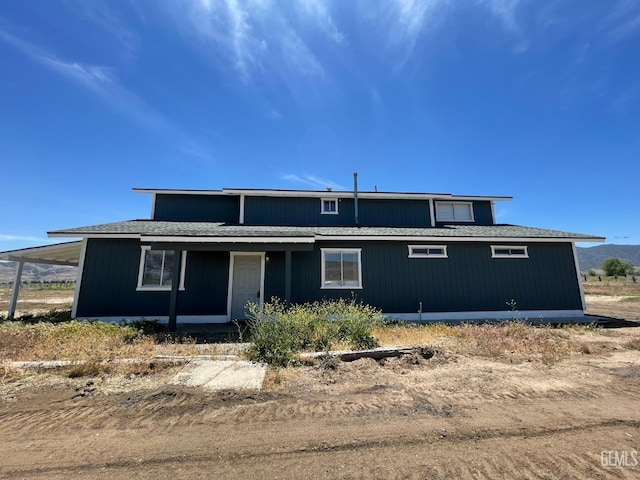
[0,261,77,284]
[576,244,640,272]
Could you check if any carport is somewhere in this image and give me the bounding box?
[0,241,82,319]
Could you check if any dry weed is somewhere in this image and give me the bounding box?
[0,321,205,378]
[262,367,295,391]
[373,323,456,347]
[373,321,590,364]
[453,322,581,364]
[623,337,640,350]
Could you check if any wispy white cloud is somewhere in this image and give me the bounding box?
[283,173,346,190]
[0,234,48,242]
[482,0,522,32]
[368,0,447,68]
[601,0,640,43]
[479,0,529,52]
[0,26,213,160]
[66,0,139,60]
[0,27,155,127]
[269,109,283,119]
[163,0,339,81]
[298,0,345,44]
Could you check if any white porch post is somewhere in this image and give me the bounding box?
[8,260,24,320]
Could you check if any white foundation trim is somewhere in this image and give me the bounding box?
[79,310,588,325]
[75,315,230,324]
[383,309,586,322]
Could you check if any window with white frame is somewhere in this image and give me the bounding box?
[321,248,362,289]
[408,245,448,258]
[137,247,187,290]
[435,202,474,222]
[321,198,338,214]
[491,246,529,258]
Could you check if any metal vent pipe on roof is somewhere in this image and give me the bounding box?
[353,172,359,226]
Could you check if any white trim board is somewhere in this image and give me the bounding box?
[49,233,606,243]
[71,238,88,319]
[141,236,315,244]
[316,235,605,242]
[384,309,587,323]
[572,242,587,311]
[133,187,513,202]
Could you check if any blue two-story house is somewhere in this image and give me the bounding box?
[33,186,602,328]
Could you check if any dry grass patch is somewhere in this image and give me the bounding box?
[0,320,210,378]
[623,336,640,351]
[583,280,640,297]
[373,321,595,364]
[453,322,581,364]
[262,367,296,391]
[373,323,457,347]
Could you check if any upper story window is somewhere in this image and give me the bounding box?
[321,198,338,214]
[137,247,187,291]
[408,245,448,258]
[321,248,362,289]
[491,246,529,258]
[435,202,474,222]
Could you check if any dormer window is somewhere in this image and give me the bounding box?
[435,202,473,222]
[321,198,338,214]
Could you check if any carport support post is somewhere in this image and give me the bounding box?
[168,249,182,333]
[285,250,291,303]
[8,261,24,320]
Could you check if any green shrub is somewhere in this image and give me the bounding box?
[245,297,382,367]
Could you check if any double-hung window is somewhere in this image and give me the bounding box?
[321,198,338,214]
[137,247,187,291]
[321,248,362,289]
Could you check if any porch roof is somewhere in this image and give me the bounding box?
[0,241,82,266]
[47,220,605,242]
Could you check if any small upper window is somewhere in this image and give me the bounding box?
[137,248,186,290]
[321,198,338,214]
[491,246,529,258]
[435,202,474,222]
[408,245,448,258]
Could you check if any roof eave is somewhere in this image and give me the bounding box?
[132,187,512,201]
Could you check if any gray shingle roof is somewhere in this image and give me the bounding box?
[48,220,604,241]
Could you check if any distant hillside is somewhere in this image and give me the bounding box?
[0,261,77,284]
[576,244,640,272]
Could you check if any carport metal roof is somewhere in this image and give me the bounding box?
[0,241,82,319]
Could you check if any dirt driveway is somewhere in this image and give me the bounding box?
[1,325,639,479]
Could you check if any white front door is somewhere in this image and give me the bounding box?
[229,254,263,320]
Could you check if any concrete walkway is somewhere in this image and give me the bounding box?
[170,359,267,391]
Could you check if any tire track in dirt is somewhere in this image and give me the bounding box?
[2,419,638,479]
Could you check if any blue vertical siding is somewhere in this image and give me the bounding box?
[289,241,581,313]
[77,239,230,317]
[153,194,239,222]
[244,196,431,227]
[76,238,581,320]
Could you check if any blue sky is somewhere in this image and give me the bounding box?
[1,0,638,252]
